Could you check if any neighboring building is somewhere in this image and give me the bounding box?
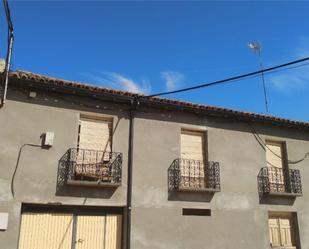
[0,70,308,249]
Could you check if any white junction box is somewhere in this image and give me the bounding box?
[0,212,8,230]
[43,132,54,147]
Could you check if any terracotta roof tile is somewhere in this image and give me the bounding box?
[9,70,309,129]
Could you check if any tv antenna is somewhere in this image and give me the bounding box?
[248,41,269,113]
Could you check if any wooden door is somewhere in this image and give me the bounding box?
[74,214,122,249]
[18,212,73,249]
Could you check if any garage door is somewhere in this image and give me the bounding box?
[18,212,122,249]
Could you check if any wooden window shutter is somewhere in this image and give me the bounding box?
[266,141,286,192]
[266,141,284,169]
[78,117,112,152]
[279,218,294,247]
[268,218,281,247]
[181,130,206,162]
[268,215,296,248]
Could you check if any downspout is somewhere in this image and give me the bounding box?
[126,96,139,249]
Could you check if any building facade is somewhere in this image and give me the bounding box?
[0,71,309,249]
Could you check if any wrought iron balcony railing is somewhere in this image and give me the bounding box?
[168,158,220,192]
[258,167,302,196]
[58,148,122,187]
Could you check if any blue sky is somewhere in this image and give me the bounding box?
[1,1,309,121]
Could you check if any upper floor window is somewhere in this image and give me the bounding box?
[266,140,286,168]
[180,129,206,161]
[258,140,302,196]
[78,115,113,153]
[266,140,287,193]
[58,114,122,186]
[169,129,220,192]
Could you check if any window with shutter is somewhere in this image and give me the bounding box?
[78,116,112,152]
[268,214,297,249]
[266,140,286,192]
[77,115,113,163]
[181,130,206,162]
[180,130,206,188]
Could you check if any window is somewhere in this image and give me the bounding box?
[266,140,287,193]
[180,130,206,188]
[268,213,297,249]
[181,130,206,161]
[77,115,113,163]
[78,115,113,152]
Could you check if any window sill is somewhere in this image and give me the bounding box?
[176,187,220,193]
[66,180,121,188]
[265,192,302,197]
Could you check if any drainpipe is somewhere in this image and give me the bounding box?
[126,96,139,249]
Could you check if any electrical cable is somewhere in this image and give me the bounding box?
[144,56,309,98]
[247,122,309,165]
[11,144,41,198]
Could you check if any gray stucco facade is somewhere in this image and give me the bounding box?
[1,79,309,249]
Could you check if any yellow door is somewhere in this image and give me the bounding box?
[18,212,73,249]
[266,141,285,192]
[105,215,122,249]
[74,215,106,249]
[74,214,122,249]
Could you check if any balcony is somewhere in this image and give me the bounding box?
[258,167,302,197]
[168,158,220,192]
[58,148,122,188]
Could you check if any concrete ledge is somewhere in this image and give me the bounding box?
[176,187,220,193]
[66,180,121,188]
[264,192,302,197]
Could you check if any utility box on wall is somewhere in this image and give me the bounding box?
[0,212,8,230]
[43,132,54,147]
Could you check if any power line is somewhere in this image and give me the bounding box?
[145,56,309,98]
[248,122,309,165]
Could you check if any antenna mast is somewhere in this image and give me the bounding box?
[248,41,269,113]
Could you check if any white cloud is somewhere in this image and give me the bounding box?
[269,37,309,93]
[160,70,185,91]
[83,72,151,94]
[269,67,309,93]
